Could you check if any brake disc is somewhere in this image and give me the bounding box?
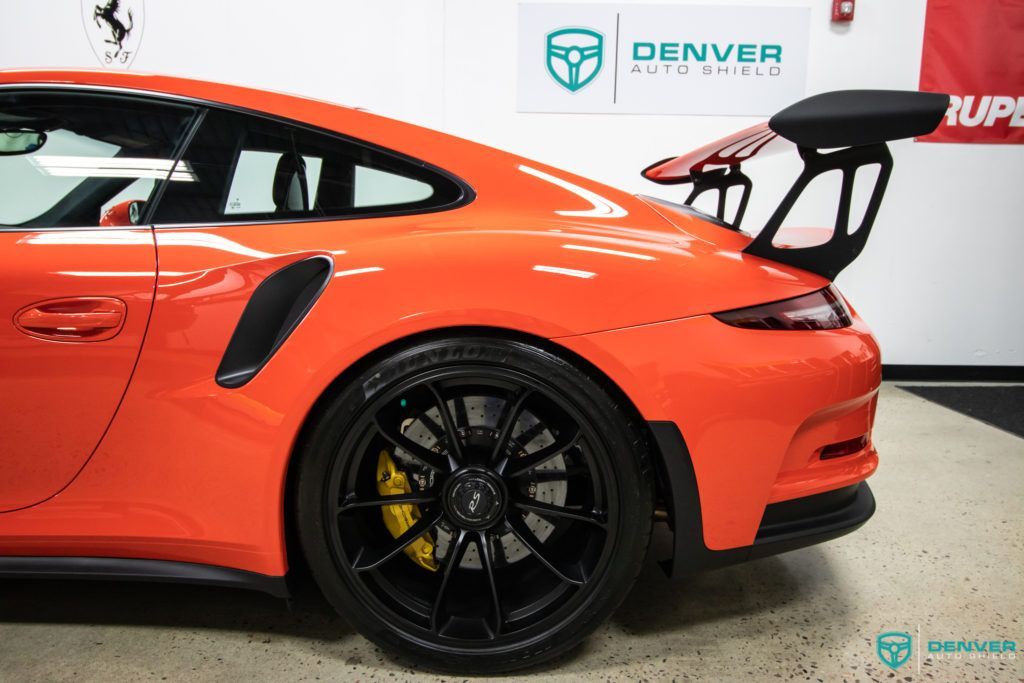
[393,394,567,570]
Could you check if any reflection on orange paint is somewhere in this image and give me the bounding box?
[0,70,880,577]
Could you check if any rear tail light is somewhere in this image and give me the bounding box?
[713,285,852,331]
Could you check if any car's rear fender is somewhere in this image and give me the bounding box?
[556,312,882,553]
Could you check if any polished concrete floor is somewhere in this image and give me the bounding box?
[1,384,1021,682]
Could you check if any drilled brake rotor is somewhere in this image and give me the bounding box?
[392,394,567,569]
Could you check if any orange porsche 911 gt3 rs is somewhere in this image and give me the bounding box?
[0,70,947,672]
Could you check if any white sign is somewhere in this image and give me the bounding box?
[518,3,810,115]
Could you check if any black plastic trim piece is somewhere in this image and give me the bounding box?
[769,89,950,149]
[139,107,207,227]
[648,421,745,576]
[216,255,333,388]
[751,484,874,558]
[683,165,751,230]
[743,143,893,280]
[883,364,1024,382]
[757,484,860,533]
[648,421,875,578]
[0,556,289,598]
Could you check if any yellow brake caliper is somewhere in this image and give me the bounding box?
[376,449,438,571]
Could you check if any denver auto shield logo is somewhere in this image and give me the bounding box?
[877,631,913,670]
[82,0,144,68]
[546,28,604,92]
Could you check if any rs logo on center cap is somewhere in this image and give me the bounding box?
[546,27,604,93]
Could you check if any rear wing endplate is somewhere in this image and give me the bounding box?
[642,90,949,280]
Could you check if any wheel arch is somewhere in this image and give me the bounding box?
[281,324,678,578]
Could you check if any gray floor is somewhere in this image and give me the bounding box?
[1,384,1021,682]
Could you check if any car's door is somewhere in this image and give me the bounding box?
[0,89,196,511]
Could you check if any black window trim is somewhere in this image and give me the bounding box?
[139,105,206,226]
[0,83,476,232]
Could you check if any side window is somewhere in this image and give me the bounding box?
[152,108,464,224]
[0,91,195,229]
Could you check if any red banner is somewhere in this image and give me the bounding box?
[918,0,1024,143]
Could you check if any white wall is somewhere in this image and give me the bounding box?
[3,0,1021,366]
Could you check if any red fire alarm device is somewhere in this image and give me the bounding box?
[832,0,855,22]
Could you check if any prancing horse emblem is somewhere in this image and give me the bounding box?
[82,0,145,68]
[94,0,133,57]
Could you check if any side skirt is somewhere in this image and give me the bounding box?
[0,556,290,598]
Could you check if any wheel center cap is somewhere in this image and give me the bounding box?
[444,467,505,530]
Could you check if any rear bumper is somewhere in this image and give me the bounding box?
[559,311,881,551]
[650,420,875,577]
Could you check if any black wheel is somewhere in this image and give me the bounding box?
[295,336,653,673]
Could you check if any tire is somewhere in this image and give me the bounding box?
[294,336,653,674]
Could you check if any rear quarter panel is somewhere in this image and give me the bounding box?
[559,313,881,550]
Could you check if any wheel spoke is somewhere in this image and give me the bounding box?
[352,511,442,572]
[453,395,469,431]
[506,513,584,586]
[502,429,581,478]
[374,418,450,472]
[430,528,472,633]
[427,383,465,467]
[417,413,445,441]
[529,466,589,483]
[489,390,532,465]
[338,491,438,513]
[515,420,547,449]
[513,497,606,528]
[492,530,509,565]
[476,531,503,638]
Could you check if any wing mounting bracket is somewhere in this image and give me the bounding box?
[685,165,752,229]
[745,143,893,281]
[641,90,948,279]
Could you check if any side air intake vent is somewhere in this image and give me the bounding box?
[216,255,333,388]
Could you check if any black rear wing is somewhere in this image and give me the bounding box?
[643,90,949,280]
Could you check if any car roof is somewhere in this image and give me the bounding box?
[0,69,361,118]
[0,69,471,166]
